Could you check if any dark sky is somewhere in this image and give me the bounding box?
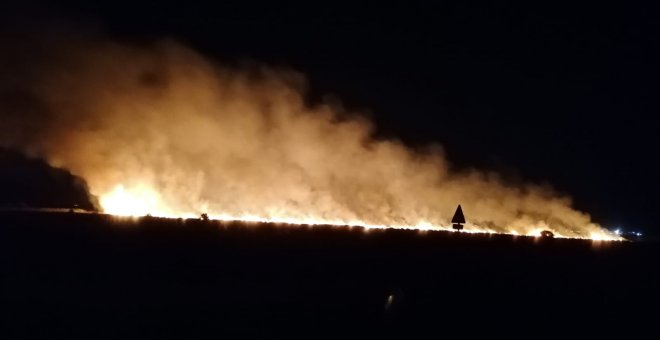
[4,1,659,235]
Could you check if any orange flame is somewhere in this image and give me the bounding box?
[0,37,623,242]
[99,183,622,241]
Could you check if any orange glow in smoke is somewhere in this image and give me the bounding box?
[4,38,621,243]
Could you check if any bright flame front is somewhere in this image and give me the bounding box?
[98,183,622,241]
[100,185,172,217]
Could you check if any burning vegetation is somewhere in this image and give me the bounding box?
[0,33,620,240]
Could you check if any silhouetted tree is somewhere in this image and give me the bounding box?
[451,205,465,231]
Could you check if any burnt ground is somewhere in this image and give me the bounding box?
[1,211,659,339]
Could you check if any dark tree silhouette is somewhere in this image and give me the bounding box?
[541,230,554,238]
[451,205,465,231]
[0,148,98,211]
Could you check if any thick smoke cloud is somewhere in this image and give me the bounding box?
[0,32,616,239]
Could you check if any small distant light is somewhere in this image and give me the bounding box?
[614,228,621,235]
[385,294,395,310]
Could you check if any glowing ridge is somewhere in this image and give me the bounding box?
[99,184,621,241]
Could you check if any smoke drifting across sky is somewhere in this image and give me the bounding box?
[0,28,618,239]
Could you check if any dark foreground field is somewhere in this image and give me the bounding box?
[2,211,659,339]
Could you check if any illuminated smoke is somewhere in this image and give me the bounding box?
[0,34,619,240]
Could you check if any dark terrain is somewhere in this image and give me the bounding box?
[1,211,658,339]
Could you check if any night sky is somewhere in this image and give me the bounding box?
[3,1,659,235]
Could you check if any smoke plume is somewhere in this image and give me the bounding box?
[0,32,617,239]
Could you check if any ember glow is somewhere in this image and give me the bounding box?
[99,182,619,240]
[0,36,622,241]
